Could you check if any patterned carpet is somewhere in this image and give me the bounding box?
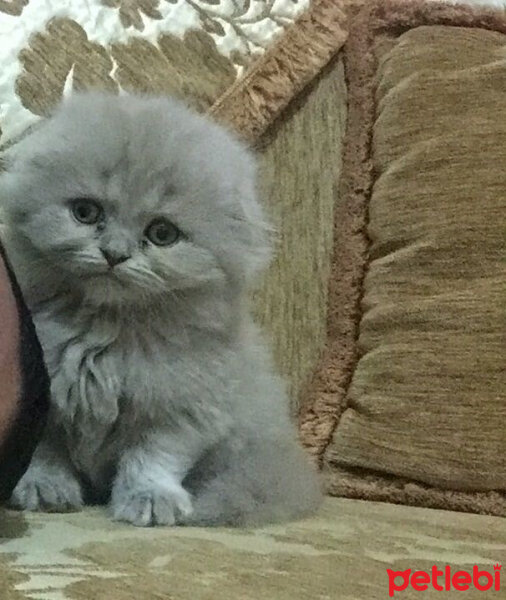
[0,0,309,146]
[1,497,505,599]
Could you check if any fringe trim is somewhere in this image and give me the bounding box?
[208,0,348,143]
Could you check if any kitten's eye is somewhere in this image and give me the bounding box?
[145,218,181,247]
[71,199,102,225]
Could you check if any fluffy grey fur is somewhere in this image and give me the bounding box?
[0,93,322,526]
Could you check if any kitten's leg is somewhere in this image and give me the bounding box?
[110,430,195,527]
[10,434,84,512]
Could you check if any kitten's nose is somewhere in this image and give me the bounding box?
[100,249,130,268]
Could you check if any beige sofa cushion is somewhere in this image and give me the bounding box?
[300,0,506,516]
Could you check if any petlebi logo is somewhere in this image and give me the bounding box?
[387,564,501,596]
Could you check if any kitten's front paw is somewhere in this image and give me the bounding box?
[111,483,193,527]
[10,469,84,513]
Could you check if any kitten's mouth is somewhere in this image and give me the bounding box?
[85,270,127,286]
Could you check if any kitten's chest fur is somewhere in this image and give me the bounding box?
[33,298,235,490]
[34,305,173,485]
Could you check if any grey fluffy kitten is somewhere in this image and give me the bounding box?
[0,93,322,526]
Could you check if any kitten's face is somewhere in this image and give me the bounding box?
[1,94,269,306]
